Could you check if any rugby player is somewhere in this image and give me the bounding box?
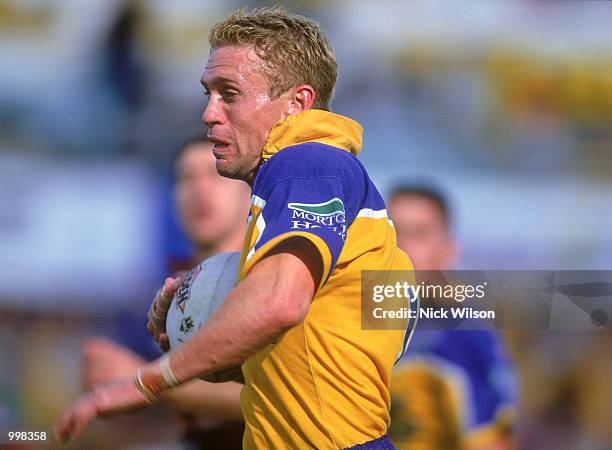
[81,136,248,449]
[56,7,413,449]
[387,185,517,450]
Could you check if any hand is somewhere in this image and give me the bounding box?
[146,277,182,352]
[55,376,151,443]
[82,338,145,389]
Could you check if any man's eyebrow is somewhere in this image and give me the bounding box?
[200,75,239,89]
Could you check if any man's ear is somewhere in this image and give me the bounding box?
[286,85,316,115]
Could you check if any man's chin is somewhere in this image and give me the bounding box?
[215,160,239,179]
[216,160,252,182]
[215,158,259,184]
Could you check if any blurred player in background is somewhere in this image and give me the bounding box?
[81,136,249,449]
[387,185,517,450]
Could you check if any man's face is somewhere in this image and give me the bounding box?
[201,45,290,183]
[175,143,249,247]
[388,194,455,271]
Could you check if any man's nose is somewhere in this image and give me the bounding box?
[202,96,224,128]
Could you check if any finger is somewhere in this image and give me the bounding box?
[149,281,170,316]
[146,309,158,334]
[169,276,183,294]
[152,314,166,334]
[159,277,175,300]
[147,319,162,338]
[71,405,96,441]
[159,333,170,352]
[148,278,179,336]
[148,309,160,327]
[151,303,171,330]
[154,329,168,347]
[150,294,162,318]
[153,296,174,330]
[147,300,165,335]
[55,409,74,442]
[159,277,182,307]
[151,317,165,333]
[150,295,168,326]
[149,305,166,323]
[153,327,163,344]
[153,330,166,350]
[58,393,100,441]
[156,291,173,312]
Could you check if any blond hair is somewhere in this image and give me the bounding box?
[209,6,337,111]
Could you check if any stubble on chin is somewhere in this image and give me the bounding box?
[214,160,243,181]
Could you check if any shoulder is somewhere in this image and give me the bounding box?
[251,143,372,220]
[259,142,364,185]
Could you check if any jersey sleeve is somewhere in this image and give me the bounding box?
[240,175,353,291]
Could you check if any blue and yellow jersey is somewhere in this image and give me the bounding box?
[238,110,414,449]
[389,330,517,450]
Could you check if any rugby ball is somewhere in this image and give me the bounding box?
[166,252,242,382]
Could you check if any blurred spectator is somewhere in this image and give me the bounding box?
[102,0,147,111]
[99,0,149,155]
[81,136,249,449]
[387,184,517,450]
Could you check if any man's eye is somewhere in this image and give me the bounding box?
[222,90,238,100]
[202,89,211,97]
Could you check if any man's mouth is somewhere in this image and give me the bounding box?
[212,145,231,160]
[207,135,231,151]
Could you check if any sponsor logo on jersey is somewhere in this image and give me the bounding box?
[288,198,345,216]
[288,198,347,240]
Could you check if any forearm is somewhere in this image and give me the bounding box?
[139,240,320,399]
[162,380,242,420]
[168,259,305,382]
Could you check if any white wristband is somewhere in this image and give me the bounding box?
[159,355,180,388]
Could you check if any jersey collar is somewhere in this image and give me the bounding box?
[261,110,363,162]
